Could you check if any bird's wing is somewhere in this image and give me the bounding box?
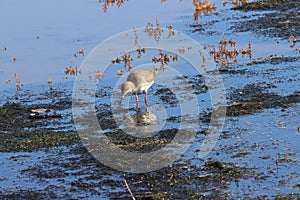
[143,70,156,83]
[127,70,156,89]
[126,71,140,83]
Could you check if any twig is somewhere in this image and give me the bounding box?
[124,179,136,200]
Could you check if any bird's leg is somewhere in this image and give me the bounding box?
[135,91,139,110]
[144,92,149,112]
[144,93,148,107]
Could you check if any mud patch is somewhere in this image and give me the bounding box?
[232,0,300,39]
[105,160,251,199]
[227,83,300,116]
[0,102,78,152]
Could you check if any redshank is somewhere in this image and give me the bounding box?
[120,68,158,112]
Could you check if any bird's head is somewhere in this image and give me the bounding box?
[120,81,135,100]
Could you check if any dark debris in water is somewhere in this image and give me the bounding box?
[232,0,300,39]
[155,88,179,105]
[105,128,177,153]
[107,159,251,199]
[233,0,300,11]
[274,194,300,200]
[0,101,78,152]
[227,83,300,116]
[201,82,300,121]
[0,190,59,200]
[247,55,300,66]
[0,129,79,152]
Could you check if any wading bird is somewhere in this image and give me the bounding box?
[120,68,158,112]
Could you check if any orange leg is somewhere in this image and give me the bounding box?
[144,93,148,107]
[144,92,149,112]
[135,91,139,110]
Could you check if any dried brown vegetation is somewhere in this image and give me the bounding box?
[98,0,129,13]
[193,0,216,21]
[207,34,252,69]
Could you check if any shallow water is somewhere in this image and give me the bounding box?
[0,0,300,199]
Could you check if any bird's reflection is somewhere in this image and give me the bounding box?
[120,108,159,138]
[124,108,157,125]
